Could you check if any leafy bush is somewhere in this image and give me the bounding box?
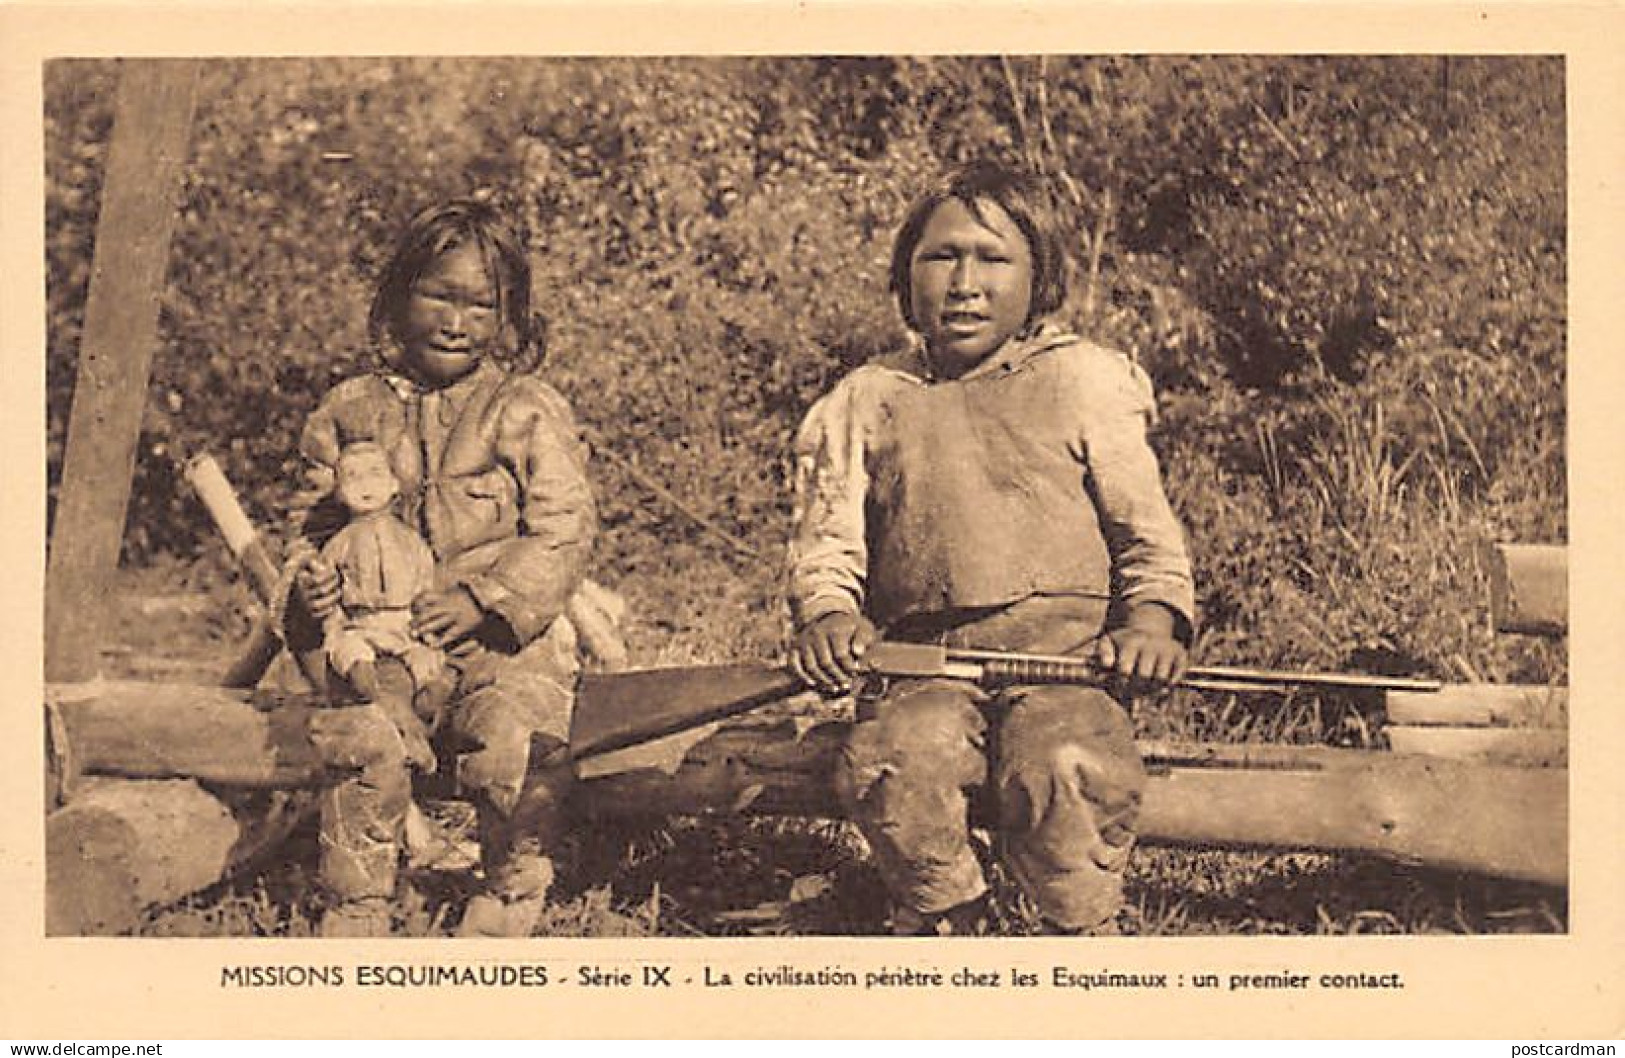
[52,55,1568,939]
[46,56,1565,684]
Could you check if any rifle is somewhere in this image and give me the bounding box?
[570,642,1441,763]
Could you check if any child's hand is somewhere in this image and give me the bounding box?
[792,611,878,696]
[411,586,485,650]
[1095,603,1188,693]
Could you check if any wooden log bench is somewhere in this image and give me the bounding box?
[46,676,1568,933]
[44,541,1568,934]
[1378,543,1568,767]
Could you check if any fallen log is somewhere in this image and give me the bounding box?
[46,777,314,935]
[47,680,1568,932]
[1385,725,1567,766]
[48,778,236,935]
[572,717,1568,888]
[1136,758,1564,885]
[46,682,330,935]
[50,681,327,789]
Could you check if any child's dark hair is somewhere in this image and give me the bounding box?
[368,197,539,371]
[888,160,1068,332]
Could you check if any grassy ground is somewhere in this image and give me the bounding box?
[99,557,1566,940]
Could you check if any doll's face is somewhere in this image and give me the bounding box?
[334,448,399,515]
[908,196,1035,377]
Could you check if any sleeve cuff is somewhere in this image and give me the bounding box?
[1123,592,1197,646]
[460,574,538,648]
[792,592,862,630]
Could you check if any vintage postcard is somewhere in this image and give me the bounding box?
[2,0,1622,1041]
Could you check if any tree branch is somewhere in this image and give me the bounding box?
[591,438,765,565]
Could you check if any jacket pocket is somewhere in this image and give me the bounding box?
[446,467,517,548]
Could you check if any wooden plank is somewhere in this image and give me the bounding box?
[47,778,239,935]
[1386,683,1568,728]
[45,60,200,682]
[1139,741,1391,771]
[1487,543,1567,636]
[1386,725,1567,767]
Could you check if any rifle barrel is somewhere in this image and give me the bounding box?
[1187,665,1441,693]
[941,646,1440,693]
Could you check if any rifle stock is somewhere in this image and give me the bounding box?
[572,663,804,761]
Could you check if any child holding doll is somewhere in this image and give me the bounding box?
[292,198,596,938]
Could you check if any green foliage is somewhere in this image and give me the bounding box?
[54,57,1567,938]
[1181,57,1564,388]
[47,54,1565,692]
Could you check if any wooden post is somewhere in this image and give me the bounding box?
[1487,543,1568,636]
[44,60,200,683]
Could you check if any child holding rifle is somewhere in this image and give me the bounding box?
[291,198,596,937]
[788,161,1196,935]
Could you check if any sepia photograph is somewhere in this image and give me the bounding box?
[40,50,1570,940]
[6,0,1624,1042]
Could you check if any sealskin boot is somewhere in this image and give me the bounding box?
[1040,913,1123,937]
[890,894,991,936]
[319,896,395,939]
[455,855,556,938]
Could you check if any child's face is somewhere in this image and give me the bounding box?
[399,242,502,386]
[335,449,399,515]
[908,196,1035,376]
